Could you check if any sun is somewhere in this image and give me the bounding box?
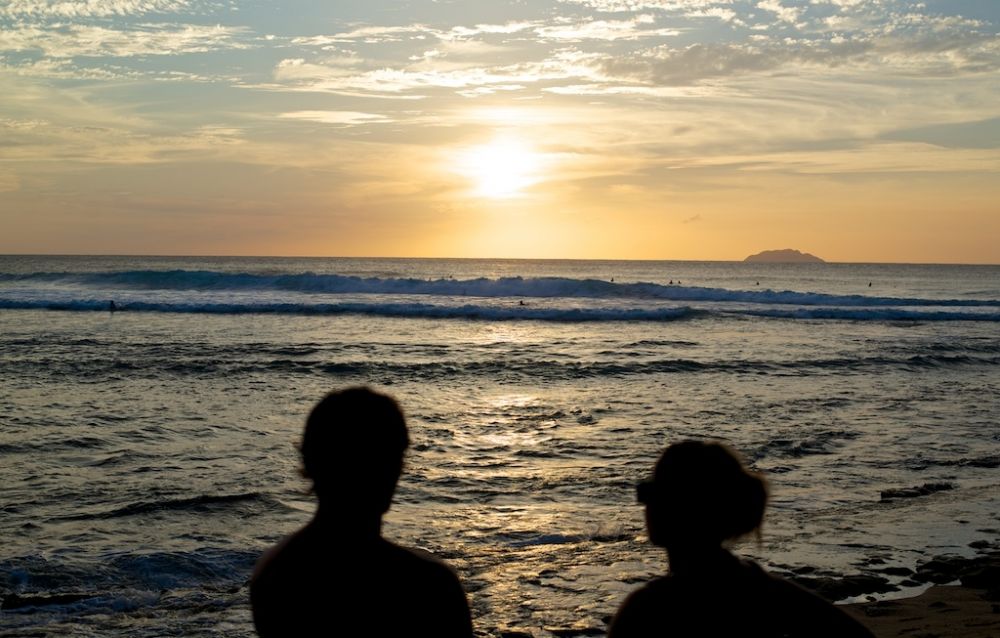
[457,136,544,199]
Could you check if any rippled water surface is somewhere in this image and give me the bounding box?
[1,256,998,636]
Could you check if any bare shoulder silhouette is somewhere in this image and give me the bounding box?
[608,440,874,638]
[250,387,473,637]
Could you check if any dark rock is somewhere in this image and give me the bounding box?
[500,631,534,638]
[790,573,897,601]
[962,565,1000,589]
[914,555,973,584]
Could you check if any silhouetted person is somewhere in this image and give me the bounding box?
[250,387,473,637]
[108,300,117,312]
[609,440,874,638]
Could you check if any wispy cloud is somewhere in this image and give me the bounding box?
[756,0,802,25]
[0,23,251,58]
[0,0,192,19]
[557,0,735,12]
[534,16,680,41]
[271,50,609,97]
[279,110,392,126]
[598,27,1000,87]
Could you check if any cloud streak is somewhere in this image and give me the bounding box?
[0,23,251,58]
[0,0,192,19]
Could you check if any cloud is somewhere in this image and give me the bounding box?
[710,143,1000,175]
[756,0,802,25]
[293,16,677,49]
[881,117,1000,150]
[271,50,609,97]
[535,16,680,41]
[0,23,252,58]
[0,0,191,19]
[279,110,392,126]
[597,26,1000,87]
[557,0,736,12]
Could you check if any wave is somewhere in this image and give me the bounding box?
[0,548,255,619]
[5,353,996,385]
[53,492,276,522]
[1,297,998,322]
[0,298,708,322]
[3,269,998,309]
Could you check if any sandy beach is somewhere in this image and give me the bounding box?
[845,585,1000,638]
[842,549,1000,638]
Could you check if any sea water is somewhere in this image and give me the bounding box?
[1,255,998,636]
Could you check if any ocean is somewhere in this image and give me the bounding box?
[1,255,998,636]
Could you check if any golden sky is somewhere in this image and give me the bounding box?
[1,0,998,263]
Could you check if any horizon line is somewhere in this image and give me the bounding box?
[1,253,998,267]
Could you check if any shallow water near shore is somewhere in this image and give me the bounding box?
[1,256,999,636]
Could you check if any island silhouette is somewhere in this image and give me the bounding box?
[744,249,825,263]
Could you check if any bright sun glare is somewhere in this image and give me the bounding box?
[458,137,543,199]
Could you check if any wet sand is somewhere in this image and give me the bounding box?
[844,585,1000,638]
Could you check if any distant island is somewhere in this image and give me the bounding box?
[744,249,825,263]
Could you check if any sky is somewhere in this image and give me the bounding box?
[1,0,998,262]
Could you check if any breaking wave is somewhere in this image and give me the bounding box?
[2,269,998,308]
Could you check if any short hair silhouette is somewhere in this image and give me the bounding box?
[609,439,874,638]
[250,387,473,638]
[300,386,408,515]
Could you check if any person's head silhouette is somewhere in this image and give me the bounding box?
[251,388,475,637]
[300,387,409,519]
[637,440,767,552]
[610,441,876,638]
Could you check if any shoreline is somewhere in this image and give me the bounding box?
[838,547,1000,638]
[843,584,1000,637]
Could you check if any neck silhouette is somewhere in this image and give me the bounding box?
[666,542,733,577]
[311,504,383,541]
